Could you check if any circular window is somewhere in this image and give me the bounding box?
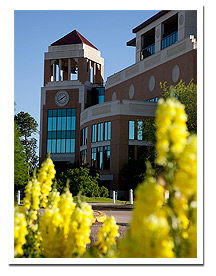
[149,75,155,92]
[172,65,180,83]
[129,84,134,99]
[112,92,117,101]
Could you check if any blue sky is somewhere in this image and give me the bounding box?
[14,10,159,151]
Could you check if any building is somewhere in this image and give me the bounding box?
[39,10,197,199]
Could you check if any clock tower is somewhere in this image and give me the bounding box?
[39,30,104,168]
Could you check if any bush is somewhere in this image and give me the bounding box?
[99,186,109,198]
[57,167,100,197]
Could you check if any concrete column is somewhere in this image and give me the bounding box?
[155,24,162,53]
[93,62,96,83]
[129,189,133,204]
[68,58,71,80]
[53,61,56,81]
[178,11,186,41]
[59,59,62,81]
[17,190,20,205]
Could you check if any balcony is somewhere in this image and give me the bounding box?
[140,43,155,60]
[161,31,178,50]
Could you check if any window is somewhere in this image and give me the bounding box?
[104,146,110,170]
[92,124,97,143]
[129,121,135,140]
[104,121,111,141]
[137,121,144,140]
[97,123,103,142]
[47,108,76,153]
[81,149,87,165]
[81,127,88,145]
[91,147,97,168]
[161,14,178,50]
[98,88,105,104]
[97,147,103,170]
[145,97,158,102]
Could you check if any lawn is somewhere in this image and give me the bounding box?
[74,195,128,204]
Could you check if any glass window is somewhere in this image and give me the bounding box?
[137,121,143,140]
[51,139,56,153]
[104,146,110,170]
[47,139,51,153]
[81,127,88,146]
[48,117,53,131]
[81,149,87,165]
[104,121,111,141]
[129,121,135,140]
[97,147,103,170]
[91,147,97,168]
[47,108,76,153]
[92,124,97,143]
[66,139,70,153]
[98,88,105,104]
[98,123,103,142]
[85,127,88,144]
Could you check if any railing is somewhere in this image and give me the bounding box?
[140,43,155,60]
[161,31,178,50]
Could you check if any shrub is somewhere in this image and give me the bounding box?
[99,186,109,198]
[57,167,100,197]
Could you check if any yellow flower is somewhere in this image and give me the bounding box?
[174,135,197,198]
[96,216,119,256]
[38,157,56,208]
[155,97,189,165]
[14,207,28,257]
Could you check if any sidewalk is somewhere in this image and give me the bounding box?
[89,202,134,210]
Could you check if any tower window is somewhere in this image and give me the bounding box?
[47,108,76,154]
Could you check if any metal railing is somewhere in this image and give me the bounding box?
[140,43,155,60]
[161,31,178,50]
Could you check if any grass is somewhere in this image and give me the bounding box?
[17,196,129,205]
[74,195,129,204]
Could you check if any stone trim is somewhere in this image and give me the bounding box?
[106,36,196,89]
[80,100,157,127]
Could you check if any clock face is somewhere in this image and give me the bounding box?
[55,91,69,107]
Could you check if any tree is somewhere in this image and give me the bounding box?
[161,79,197,133]
[14,122,28,191]
[140,79,197,144]
[14,112,39,176]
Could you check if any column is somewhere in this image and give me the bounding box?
[155,24,161,53]
[93,62,96,83]
[68,58,71,80]
[53,61,56,81]
[59,59,62,81]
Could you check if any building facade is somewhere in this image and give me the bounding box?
[39,10,197,199]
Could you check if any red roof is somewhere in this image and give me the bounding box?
[51,30,98,50]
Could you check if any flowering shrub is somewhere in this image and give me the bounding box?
[14,97,197,258]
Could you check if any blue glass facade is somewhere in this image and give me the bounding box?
[47,108,76,153]
[104,121,111,141]
[92,124,97,143]
[97,123,103,142]
[129,121,135,140]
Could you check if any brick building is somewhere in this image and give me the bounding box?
[39,10,197,198]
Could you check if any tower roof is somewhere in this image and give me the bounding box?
[51,30,98,50]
